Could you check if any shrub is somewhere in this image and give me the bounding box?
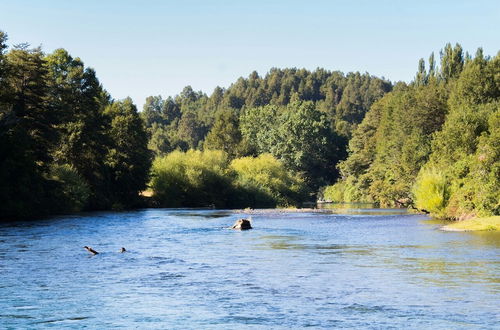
[150,149,232,207]
[150,151,308,208]
[50,164,90,212]
[230,153,307,207]
[322,182,345,202]
[413,167,449,216]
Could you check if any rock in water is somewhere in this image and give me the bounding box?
[231,218,252,230]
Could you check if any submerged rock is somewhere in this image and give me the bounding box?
[231,218,252,230]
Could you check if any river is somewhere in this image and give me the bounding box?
[0,208,499,328]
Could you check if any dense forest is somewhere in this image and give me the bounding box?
[0,31,151,219]
[0,29,498,220]
[141,66,392,207]
[324,44,499,219]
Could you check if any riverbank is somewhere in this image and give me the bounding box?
[441,216,500,232]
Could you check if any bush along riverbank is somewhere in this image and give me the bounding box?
[149,150,309,209]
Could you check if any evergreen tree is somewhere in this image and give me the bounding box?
[105,98,152,206]
[0,42,57,218]
[415,58,427,86]
[45,49,111,209]
[440,43,464,82]
[428,52,436,79]
[203,108,242,158]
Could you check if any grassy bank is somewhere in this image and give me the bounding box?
[441,216,500,232]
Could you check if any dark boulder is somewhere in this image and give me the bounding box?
[231,218,252,230]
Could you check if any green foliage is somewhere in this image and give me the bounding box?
[150,150,233,207]
[0,40,58,219]
[470,109,500,215]
[49,164,90,212]
[46,48,111,209]
[139,68,391,201]
[0,32,152,219]
[337,96,385,178]
[150,151,308,208]
[335,43,499,218]
[230,154,307,207]
[448,48,498,108]
[141,69,391,172]
[203,108,243,158]
[6,44,54,167]
[104,98,152,206]
[147,123,172,157]
[425,50,499,218]
[239,104,279,153]
[322,182,346,203]
[415,58,428,86]
[1,31,497,221]
[413,167,449,216]
[322,176,371,203]
[437,104,500,218]
[241,101,343,189]
[440,43,464,82]
[336,79,448,206]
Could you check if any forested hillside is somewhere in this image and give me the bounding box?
[142,68,392,153]
[325,44,499,219]
[142,68,392,199]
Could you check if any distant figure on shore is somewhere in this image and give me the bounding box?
[231,218,252,230]
[83,246,99,255]
[120,247,126,253]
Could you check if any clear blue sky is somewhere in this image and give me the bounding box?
[1,0,499,107]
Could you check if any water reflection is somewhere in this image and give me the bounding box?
[317,202,409,215]
[258,236,306,250]
[256,235,375,256]
[470,231,500,248]
[256,230,500,291]
[164,210,232,219]
[242,204,410,216]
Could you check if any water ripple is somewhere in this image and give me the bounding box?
[0,209,498,328]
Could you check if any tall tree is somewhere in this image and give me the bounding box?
[104,98,152,206]
[241,101,343,190]
[45,49,111,209]
[415,58,427,86]
[0,42,57,218]
[440,43,464,82]
[203,108,242,158]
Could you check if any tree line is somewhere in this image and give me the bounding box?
[1,28,497,219]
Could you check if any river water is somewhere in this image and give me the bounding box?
[0,208,498,329]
